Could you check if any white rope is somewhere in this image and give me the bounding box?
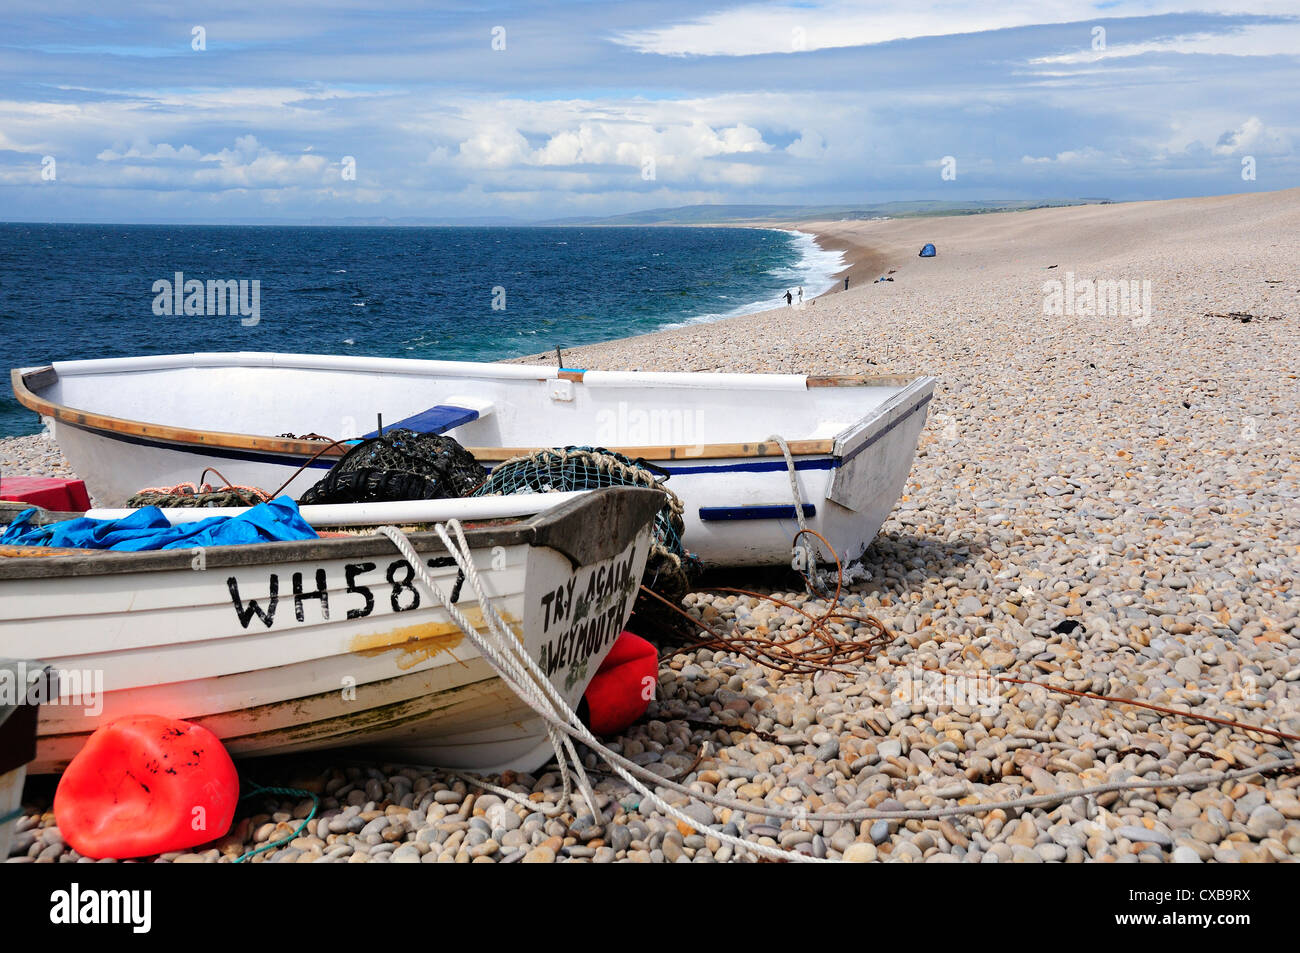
[767,433,809,540]
[435,519,600,819]
[768,432,833,592]
[582,753,1298,824]
[377,521,828,863]
[375,523,597,819]
[448,770,566,817]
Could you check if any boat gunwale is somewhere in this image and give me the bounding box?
[832,376,938,462]
[12,358,930,463]
[0,486,665,580]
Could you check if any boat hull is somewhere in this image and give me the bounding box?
[0,488,661,774]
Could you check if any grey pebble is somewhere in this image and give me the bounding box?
[1116,826,1172,846]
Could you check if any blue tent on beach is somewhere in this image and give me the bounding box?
[919,243,937,257]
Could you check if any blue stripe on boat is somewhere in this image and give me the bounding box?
[658,457,837,475]
[363,404,480,438]
[699,503,817,522]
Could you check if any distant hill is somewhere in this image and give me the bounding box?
[11,215,533,227]
[6,199,1112,228]
[538,198,1110,226]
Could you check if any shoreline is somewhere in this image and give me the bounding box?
[778,223,893,298]
[508,221,899,371]
[729,221,893,298]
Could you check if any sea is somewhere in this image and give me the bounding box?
[0,224,843,437]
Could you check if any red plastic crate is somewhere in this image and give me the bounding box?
[0,477,92,513]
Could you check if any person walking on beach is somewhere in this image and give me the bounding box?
[784,289,793,306]
[843,276,850,291]
[798,286,804,304]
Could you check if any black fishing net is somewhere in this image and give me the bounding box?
[297,429,486,505]
[474,446,700,631]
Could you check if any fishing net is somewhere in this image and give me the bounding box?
[473,446,700,630]
[127,482,271,509]
[297,429,486,506]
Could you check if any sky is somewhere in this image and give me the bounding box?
[0,1,1296,223]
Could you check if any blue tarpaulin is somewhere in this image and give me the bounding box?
[0,496,318,551]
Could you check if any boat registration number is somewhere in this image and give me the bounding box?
[225,556,459,629]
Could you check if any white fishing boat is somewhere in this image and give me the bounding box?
[0,487,662,775]
[11,352,936,567]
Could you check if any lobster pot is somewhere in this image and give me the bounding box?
[476,446,699,611]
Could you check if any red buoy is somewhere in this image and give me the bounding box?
[583,631,659,735]
[54,715,239,859]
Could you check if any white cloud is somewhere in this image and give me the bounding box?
[786,130,827,159]
[1031,20,1300,65]
[615,2,1300,57]
[1020,147,1106,163]
[71,134,336,190]
[97,141,203,161]
[1214,116,1268,155]
[532,123,656,167]
[195,135,332,187]
[1155,115,1292,158]
[457,124,532,168]
[445,102,776,181]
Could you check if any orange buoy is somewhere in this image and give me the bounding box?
[582,631,659,735]
[54,715,239,859]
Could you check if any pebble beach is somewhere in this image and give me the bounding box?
[5,187,1298,864]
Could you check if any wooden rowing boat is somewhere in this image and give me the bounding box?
[0,487,662,774]
[11,352,936,566]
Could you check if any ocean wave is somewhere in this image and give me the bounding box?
[772,229,847,297]
[656,229,844,330]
